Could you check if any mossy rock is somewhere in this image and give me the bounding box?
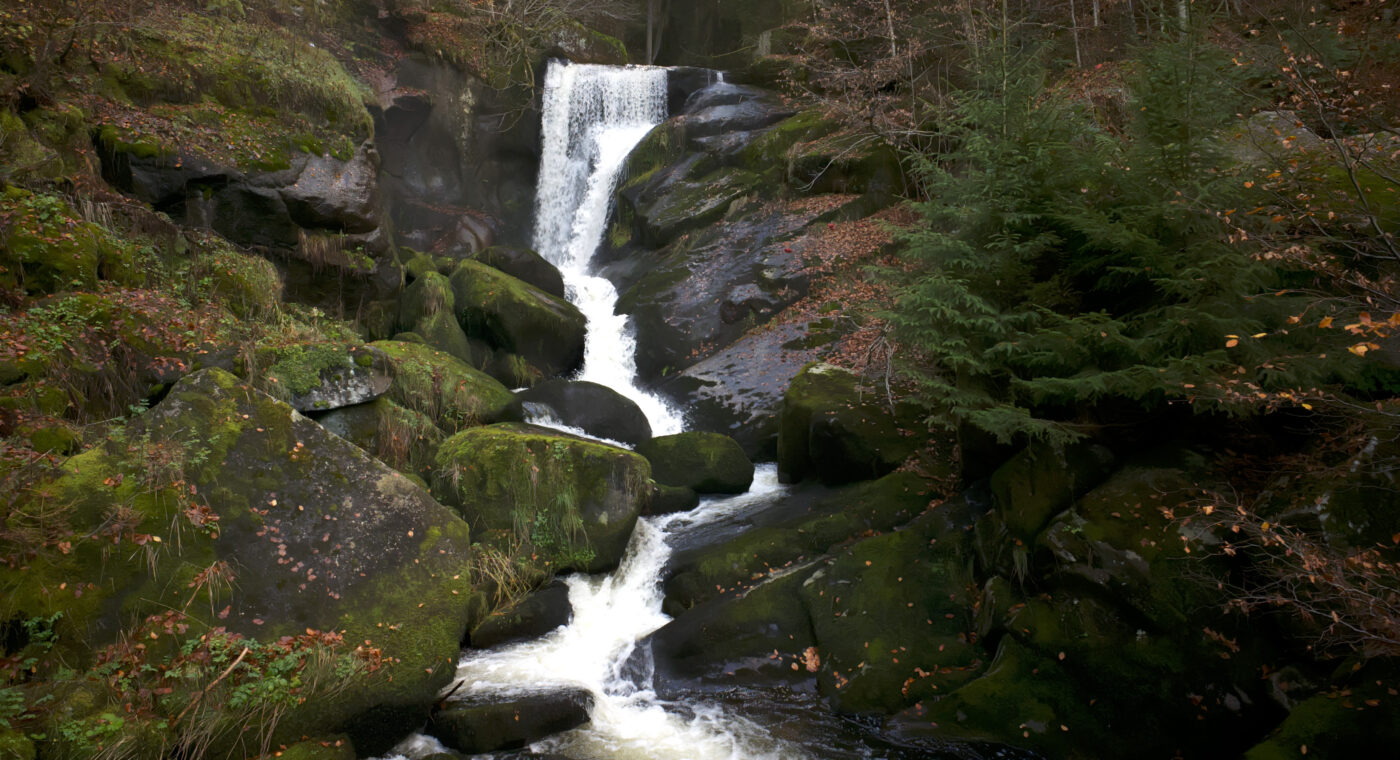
[1244,677,1400,760]
[787,129,903,196]
[776,362,929,485]
[472,246,565,299]
[370,340,521,434]
[399,270,455,329]
[664,471,937,611]
[738,109,838,183]
[1037,462,1227,628]
[998,592,1270,759]
[448,260,585,378]
[625,165,764,248]
[799,522,982,714]
[314,396,445,482]
[468,579,572,650]
[192,244,283,321]
[648,483,700,516]
[0,188,140,295]
[990,439,1116,541]
[899,637,1097,758]
[635,432,753,494]
[272,736,357,760]
[5,369,480,751]
[255,342,392,413]
[432,423,652,573]
[648,565,822,694]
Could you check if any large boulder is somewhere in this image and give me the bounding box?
[427,689,594,755]
[9,370,481,753]
[397,271,489,367]
[515,380,653,446]
[449,261,586,378]
[469,580,573,650]
[312,396,445,483]
[473,246,566,299]
[280,142,382,234]
[648,567,822,695]
[798,510,984,714]
[664,472,938,612]
[432,423,653,573]
[776,363,930,485]
[370,340,521,434]
[634,432,753,494]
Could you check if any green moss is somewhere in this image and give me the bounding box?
[448,260,585,376]
[262,343,358,397]
[666,471,934,610]
[0,189,137,295]
[433,424,652,573]
[634,432,754,494]
[190,243,282,320]
[370,340,518,433]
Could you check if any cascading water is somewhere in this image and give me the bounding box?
[529,61,682,437]
[380,62,825,760]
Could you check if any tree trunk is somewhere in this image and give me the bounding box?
[1070,0,1082,67]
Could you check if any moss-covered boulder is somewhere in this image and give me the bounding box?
[990,440,1116,541]
[448,260,585,378]
[397,270,488,367]
[777,363,929,485]
[432,423,652,573]
[273,736,357,760]
[1244,673,1400,760]
[313,396,445,482]
[1037,458,1225,628]
[473,245,565,299]
[635,432,753,494]
[892,637,1095,758]
[799,514,983,714]
[256,342,392,413]
[516,379,653,446]
[370,340,521,433]
[0,188,138,295]
[664,472,938,611]
[626,165,764,248]
[648,566,822,695]
[4,369,480,753]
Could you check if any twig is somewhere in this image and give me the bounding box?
[173,645,250,726]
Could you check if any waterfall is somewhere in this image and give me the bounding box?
[531,62,683,436]
[378,62,824,760]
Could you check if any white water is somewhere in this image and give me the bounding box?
[531,61,684,436]
[379,62,817,760]
[450,467,807,760]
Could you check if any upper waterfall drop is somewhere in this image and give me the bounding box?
[530,61,683,436]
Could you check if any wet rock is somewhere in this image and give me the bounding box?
[312,396,445,482]
[473,246,566,299]
[659,319,821,459]
[635,432,753,494]
[647,483,700,516]
[427,688,594,754]
[648,567,821,696]
[612,198,819,384]
[449,260,586,379]
[776,363,930,485]
[433,423,652,573]
[469,580,573,649]
[516,380,652,446]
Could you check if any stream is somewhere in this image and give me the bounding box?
[378,62,1011,760]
